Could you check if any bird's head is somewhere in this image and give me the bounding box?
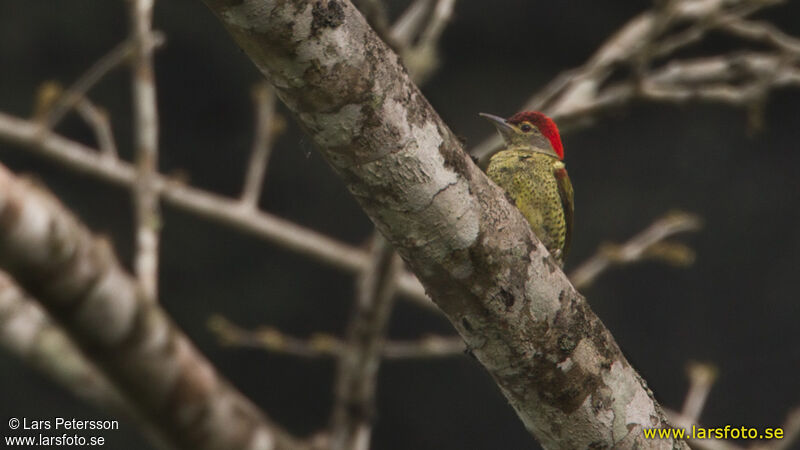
[480,111,564,160]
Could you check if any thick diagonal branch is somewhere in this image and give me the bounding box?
[0,272,171,448]
[0,164,306,450]
[203,1,686,448]
[0,272,129,416]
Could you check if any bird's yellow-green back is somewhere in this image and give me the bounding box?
[487,149,572,264]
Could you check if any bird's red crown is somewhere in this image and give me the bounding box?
[507,111,563,160]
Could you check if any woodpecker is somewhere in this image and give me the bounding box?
[480,111,573,266]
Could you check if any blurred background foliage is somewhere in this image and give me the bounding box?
[0,1,798,449]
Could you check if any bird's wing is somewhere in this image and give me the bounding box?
[554,163,574,261]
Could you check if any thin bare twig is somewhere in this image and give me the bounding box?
[681,361,719,424]
[42,34,164,127]
[569,211,702,290]
[417,0,456,52]
[390,0,433,48]
[74,97,118,158]
[241,82,279,208]
[31,34,161,162]
[380,335,465,358]
[34,81,119,159]
[208,314,465,360]
[390,0,457,84]
[720,18,800,54]
[330,235,400,450]
[652,1,773,59]
[129,0,161,301]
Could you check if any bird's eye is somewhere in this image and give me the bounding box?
[520,124,533,132]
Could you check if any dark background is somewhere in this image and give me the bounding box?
[1,1,799,449]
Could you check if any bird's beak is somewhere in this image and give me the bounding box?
[479,112,515,144]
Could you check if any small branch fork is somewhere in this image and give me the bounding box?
[568,211,703,289]
[29,32,165,161]
[353,0,458,84]
[40,34,164,128]
[471,0,800,165]
[393,0,457,84]
[33,81,119,159]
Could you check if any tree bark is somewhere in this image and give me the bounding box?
[202,0,687,448]
[0,165,306,450]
